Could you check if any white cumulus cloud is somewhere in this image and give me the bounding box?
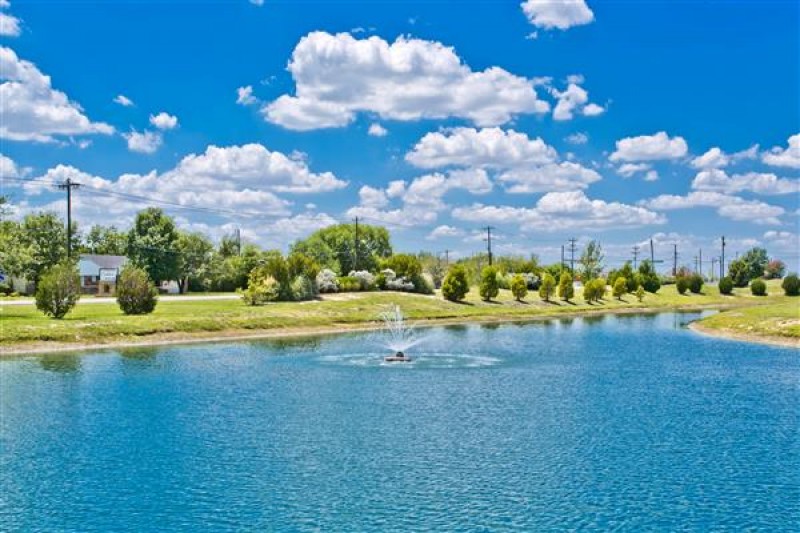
[367,123,388,137]
[762,133,800,169]
[236,85,257,106]
[641,191,785,225]
[691,169,799,195]
[609,131,688,162]
[113,94,134,107]
[521,0,594,30]
[149,112,178,130]
[124,130,162,154]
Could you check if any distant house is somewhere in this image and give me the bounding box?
[79,254,128,295]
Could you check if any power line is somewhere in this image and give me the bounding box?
[632,245,640,269]
[56,178,81,259]
[568,237,577,273]
[484,226,494,266]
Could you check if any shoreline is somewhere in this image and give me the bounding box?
[3,303,790,357]
[688,322,799,350]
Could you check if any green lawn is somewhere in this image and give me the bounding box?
[1,279,792,351]
[696,298,800,340]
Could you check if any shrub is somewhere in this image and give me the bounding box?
[765,259,785,280]
[750,279,767,296]
[510,274,528,301]
[116,265,159,315]
[782,273,799,296]
[291,275,316,301]
[442,265,470,302]
[337,276,361,292]
[593,278,607,301]
[558,272,574,302]
[375,272,387,290]
[676,276,689,295]
[688,274,704,294]
[637,261,661,293]
[613,277,627,300]
[348,270,376,291]
[718,276,734,295]
[583,280,596,303]
[381,254,422,279]
[522,272,540,290]
[35,262,80,319]
[386,277,415,291]
[635,285,645,302]
[728,259,750,287]
[415,273,435,295]
[539,273,556,302]
[479,266,500,301]
[316,268,339,293]
[239,268,279,306]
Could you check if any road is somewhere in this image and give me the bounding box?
[0,294,240,306]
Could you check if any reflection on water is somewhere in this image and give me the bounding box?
[38,353,81,373]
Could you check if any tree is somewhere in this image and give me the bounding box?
[239,266,279,306]
[676,276,690,295]
[83,225,127,255]
[728,259,750,287]
[638,260,661,293]
[442,265,470,302]
[764,259,785,280]
[718,276,734,295]
[635,285,645,302]
[510,274,528,301]
[18,213,70,284]
[613,277,627,300]
[688,274,704,294]
[291,223,392,274]
[578,240,604,280]
[558,272,574,302]
[175,232,214,293]
[127,208,180,285]
[750,279,767,296]
[583,280,597,303]
[116,266,158,315]
[35,262,80,319]
[479,266,499,301]
[539,273,556,302]
[782,273,799,296]
[740,247,769,280]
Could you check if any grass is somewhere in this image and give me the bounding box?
[695,298,800,340]
[1,279,794,351]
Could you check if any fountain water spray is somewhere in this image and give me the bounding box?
[379,304,420,362]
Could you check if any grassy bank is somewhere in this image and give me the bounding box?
[1,280,794,353]
[693,298,800,346]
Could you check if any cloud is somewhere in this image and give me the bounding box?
[565,132,588,145]
[521,0,594,30]
[358,185,389,208]
[236,85,257,106]
[124,130,163,154]
[113,94,134,107]
[0,152,20,178]
[149,112,178,130]
[426,225,464,240]
[0,11,20,37]
[367,123,388,137]
[550,82,604,121]
[641,191,784,225]
[762,133,800,169]
[0,47,114,142]
[616,163,651,178]
[691,169,799,195]
[609,131,688,162]
[263,32,549,131]
[249,0,264,5]
[405,126,600,192]
[453,190,665,232]
[643,170,659,182]
[691,147,729,169]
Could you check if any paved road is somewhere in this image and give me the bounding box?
[0,294,240,306]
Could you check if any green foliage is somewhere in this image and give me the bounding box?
[718,276,734,295]
[740,247,769,279]
[579,240,604,280]
[116,266,158,315]
[83,225,127,255]
[782,273,799,296]
[337,276,362,292]
[676,276,690,295]
[728,259,750,287]
[765,259,785,280]
[583,278,606,303]
[750,279,767,296]
[287,252,321,283]
[539,273,556,301]
[176,231,214,293]
[442,265,470,302]
[291,223,392,274]
[15,213,71,284]
[638,260,661,293]
[558,272,574,302]
[126,208,180,284]
[510,274,528,301]
[613,277,627,300]
[688,274,704,294]
[635,285,645,302]
[382,254,423,279]
[290,275,316,301]
[239,267,279,305]
[494,255,540,275]
[479,266,499,301]
[35,262,80,319]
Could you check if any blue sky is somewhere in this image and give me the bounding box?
[1,0,798,271]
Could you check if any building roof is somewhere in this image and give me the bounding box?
[79,254,128,275]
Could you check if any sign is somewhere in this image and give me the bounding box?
[99,268,118,283]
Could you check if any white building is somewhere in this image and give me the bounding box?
[78,254,128,295]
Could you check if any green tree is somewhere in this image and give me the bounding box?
[688,274,704,294]
[479,266,499,301]
[750,279,767,296]
[442,265,470,302]
[782,273,799,296]
[558,272,574,302]
[578,240,604,280]
[728,259,750,287]
[539,272,556,302]
[116,265,158,315]
[127,208,180,285]
[83,225,127,255]
[613,277,627,300]
[718,276,734,295]
[176,231,214,293]
[510,273,528,301]
[676,276,690,294]
[239,266,279,306]
[35,261,80,319]
[638,260,661,293]
[739,247,769,280]
[20,213,72,284]
[291,223,392,274]
[635,285,645,302]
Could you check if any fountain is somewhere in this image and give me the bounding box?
[379,304,418,362]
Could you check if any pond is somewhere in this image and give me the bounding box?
[1,312,798,531]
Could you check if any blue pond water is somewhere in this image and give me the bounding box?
[1,312,798,531]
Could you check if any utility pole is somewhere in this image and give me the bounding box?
[483,226,494,266]
[711,257,717,281]
[568,238,577,273]
[673,244,678,276]
[720,236,726,279]
[650,239,655,265]
[442,249,451,268]
[57,177,81,259]
[632,245,640,269]
[353,216,360,271]
[699,249,703,278]
[561,245,565,270]
[234,228,241,256]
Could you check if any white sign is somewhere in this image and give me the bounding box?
[99,268,118,282]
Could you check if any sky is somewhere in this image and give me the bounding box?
[0,0,798,272]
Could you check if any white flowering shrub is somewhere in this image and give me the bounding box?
[316,268,339,293]
[348,270,376,291]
